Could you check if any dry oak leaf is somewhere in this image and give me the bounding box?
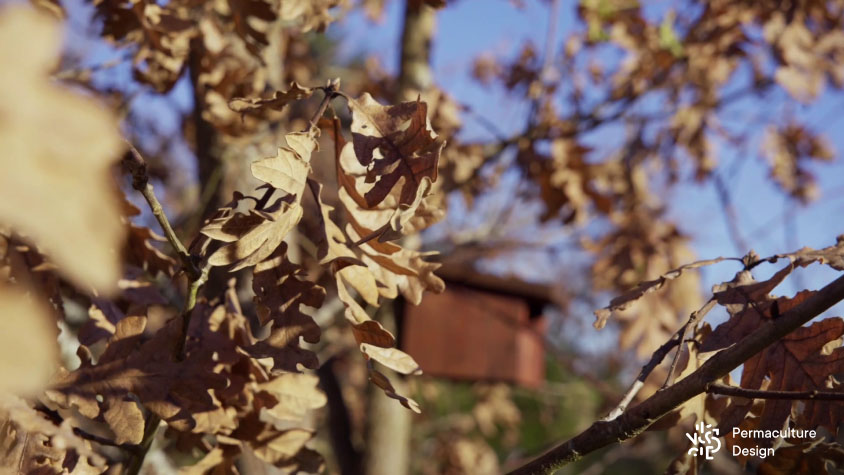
[249,243,323,372]
[701,262,816,353]
[202,198,304,271]
[348,93,444,207]
[254,373,327,422]
[593,256,729,329]
[47,316,227,432]
[772,236,844,271]
[0,6,124,293]
[360,343,422,375]
[306,181,388,333]
[279,0,340,32]
[0,393,105,471]
[339,140,442,245]
[758,440,844,475]
[251,130,319,198]
[739,316,844,434]
[94,0,195,92]
[125,223,177,277]
[0,287,57,396]
[368,368,421,413]
[229,82,315,115]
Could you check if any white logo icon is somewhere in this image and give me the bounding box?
[686,421,721,460]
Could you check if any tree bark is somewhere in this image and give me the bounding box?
[362,3,437,475]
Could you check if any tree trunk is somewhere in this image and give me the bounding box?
[363,4,437,474]
[363,301,412,475]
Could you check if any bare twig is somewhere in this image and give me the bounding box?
[706,383,844,401]
[662,299,717,388]
[603,299,716,421]
[508,271,844,475]
[121,142,199,279]
[712,172,750,255]
[601,331,681,422]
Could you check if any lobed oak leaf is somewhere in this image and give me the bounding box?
[701,265,809,352]
[95,0,195,91]
[758,440,844,475]
[251,131,318,198]
[205,199,304,271]
[0,393,105,470]
[229,82,315,115]
[48,315,228,431]
[254,373,327,422]
[351,320,396,348]
[0,6,124,293]
[227,0,277,53]
[124,223,177,277]
[593,256,729,329]
[252,428,317,468]
[249,244,323,372]
[102,396,144,445]
[347,93,444,207]
[740,317,844,434]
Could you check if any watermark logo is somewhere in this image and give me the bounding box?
[686,421,721,460]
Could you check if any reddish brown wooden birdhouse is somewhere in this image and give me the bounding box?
[400,267,549,388]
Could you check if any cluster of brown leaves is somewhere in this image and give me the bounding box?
[0,2,448,472]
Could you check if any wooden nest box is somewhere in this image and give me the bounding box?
[400,266,552,388]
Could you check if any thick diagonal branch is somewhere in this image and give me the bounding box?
[508,272,844,475]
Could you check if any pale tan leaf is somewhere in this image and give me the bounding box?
[0,287,57,395]
[207,200,303,271]
[229,82,314,114]
[361,343,422,375]
[251,131,318,198]
[0,6,124,292]
[593,257,729,329]
[256,373,327,422]
[103,397,144,445]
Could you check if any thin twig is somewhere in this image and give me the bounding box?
[601,333,681,422]
[706,383,844,401]
[121,142,199,279]
[662,299,717,388]
[712,172,750,255]
[604,298,717,421]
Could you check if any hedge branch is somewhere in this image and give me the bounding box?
[508,272,844,475]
